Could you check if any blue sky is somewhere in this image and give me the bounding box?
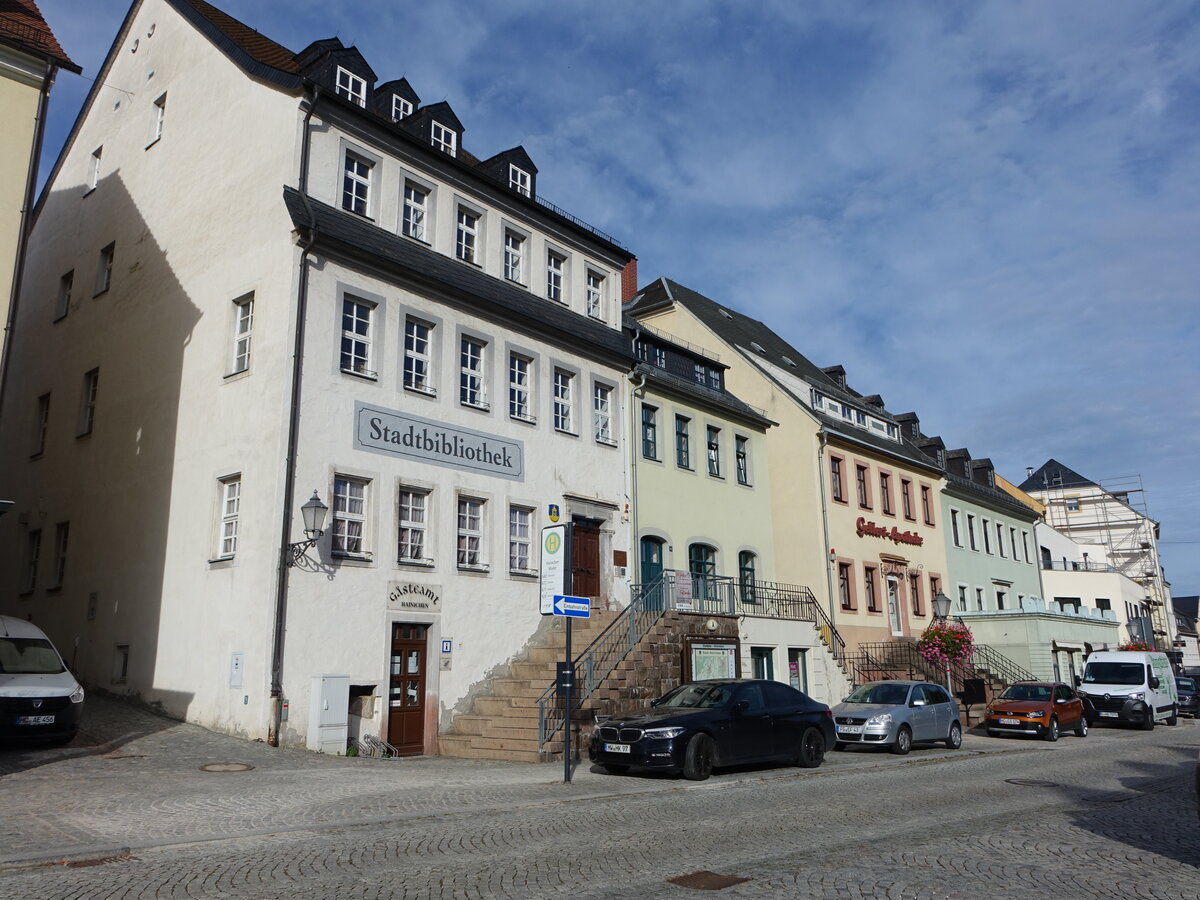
[34,0,1200,594]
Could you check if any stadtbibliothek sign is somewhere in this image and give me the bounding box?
[355,403,524,481]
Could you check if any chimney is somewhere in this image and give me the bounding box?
[620,258,639,304]
[1026,467,1034,478]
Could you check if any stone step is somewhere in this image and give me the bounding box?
[480,723,540,742]
[438,735,540,763]
[510,661,555,681]
[473,697,539,718]
[491,680,552,699]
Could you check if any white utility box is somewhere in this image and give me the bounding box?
[307,674,350,754]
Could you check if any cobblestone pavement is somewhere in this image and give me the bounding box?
[1,696,1196,898]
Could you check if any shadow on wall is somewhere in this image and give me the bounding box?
[0,170,201,725]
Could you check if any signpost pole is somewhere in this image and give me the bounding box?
[563,617,572,784]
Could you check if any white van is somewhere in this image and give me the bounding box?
[1077,650,1178,729]
[0,615,85,743]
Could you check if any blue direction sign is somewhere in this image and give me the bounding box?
[552,594,591,618]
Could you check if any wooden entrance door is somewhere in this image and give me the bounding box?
[388,623,428,756]
[571,519,601,598]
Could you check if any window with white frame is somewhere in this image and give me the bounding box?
[967,514,977,550]
[391,95,413,121]
[504,231,525,283]
[431,121,457,156]
[340,296,374,377]
[342,151,372,216]
[217,475,240,558]
[332,476,369,555]
[509,506,533,572]
[459,336,487,408]
[456,207,478,263]
[23,529,41,592]
[509,165,530,196]
[508,353,533,421]
[996,523,1006,557]
[149,93,166,144]
[336,66,366,106]
[31,393,50,456]
[957,584,968,611]
[404,317,433,393]
[586,270,604,319]
[457,497,484,568]
[402,181,428,241]
[675,415,690,468]
[397,488,430,564]
[230,293,253,375]
[982,518,992,554]
[55,271,73,320]
[593,383,614,444]
[52,522,69,587]
[951,509,962,547]
[95,242,114,295]
[78,368,99,435]
[87,147,101,192]
[546,251,566,303]
[553,369,573,432]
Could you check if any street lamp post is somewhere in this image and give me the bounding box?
[932,591,953,693]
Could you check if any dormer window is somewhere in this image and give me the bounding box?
[336,67,367,107]
[509,165,530,197]
[431,121,457,156]
[391,95,413,121]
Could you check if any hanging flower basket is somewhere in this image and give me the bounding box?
[917,621,974,668]
[1117,641,1154,652]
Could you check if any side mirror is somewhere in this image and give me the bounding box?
[1072,676,1081,687]
[1149,677,1160,690]
[1055,698,1065,704]
[911,699,927,707]
[649,698,659,707]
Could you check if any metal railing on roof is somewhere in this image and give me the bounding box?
[534,195,626,250]
[634,321,722,363]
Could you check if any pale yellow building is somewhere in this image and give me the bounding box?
[0,2,78,382]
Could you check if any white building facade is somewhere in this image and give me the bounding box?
[0,0,636,753]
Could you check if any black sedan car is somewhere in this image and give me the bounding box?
[1176,676,1198,718]
[588,679,835,781]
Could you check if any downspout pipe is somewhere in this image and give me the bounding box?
[0,65,56,425]
[627,367,647,582]
[269,84,321,747]
[817,431,837,629]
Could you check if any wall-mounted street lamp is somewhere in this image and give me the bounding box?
[286,491,328,566]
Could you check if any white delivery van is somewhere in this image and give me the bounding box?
[0,615,85,743]
[1077,650,1178,729]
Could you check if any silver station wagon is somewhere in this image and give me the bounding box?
[831,680,962,755]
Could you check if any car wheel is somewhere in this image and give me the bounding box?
[945,721,962,750]
[832,741,846,752]
[1043,717,1059,742]
[1167,707,1178,726]
[796,726,825,769]
[1140,711,1155,731]
[602,764,629,775]
[1074,715,1088,738]
[682,733,715,781]
[890,725,912,756]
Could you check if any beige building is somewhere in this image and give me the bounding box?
[626,278,949,664]
[0,2,78,391]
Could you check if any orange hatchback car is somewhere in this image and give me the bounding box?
[985,681,1088,741]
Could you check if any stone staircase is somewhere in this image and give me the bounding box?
[439,610,618,762]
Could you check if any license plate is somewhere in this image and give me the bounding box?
[836,725,862,734]
[999,717,1020,725]
[604,743,630,753]
[16,715,55,725]
[1099,712,1118,718]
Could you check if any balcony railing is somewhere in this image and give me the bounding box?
[1041,559,1116,573]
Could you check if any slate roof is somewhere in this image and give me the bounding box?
[283,187,632,365]
[629,277,943,474]
[637,364,775,430]
[0,0,80,72]
[1019,459,1098,492]
[942,471,1040,521]
[1172,596,1197,628]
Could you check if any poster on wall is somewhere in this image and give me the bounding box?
[691,643,736,680]
[675,571,694,611]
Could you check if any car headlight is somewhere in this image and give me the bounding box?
[1025,710,1045,718]
[642,726,686,739]
[69,685,85,704]
[1128,691,1145,701]
[865,713,892,728]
